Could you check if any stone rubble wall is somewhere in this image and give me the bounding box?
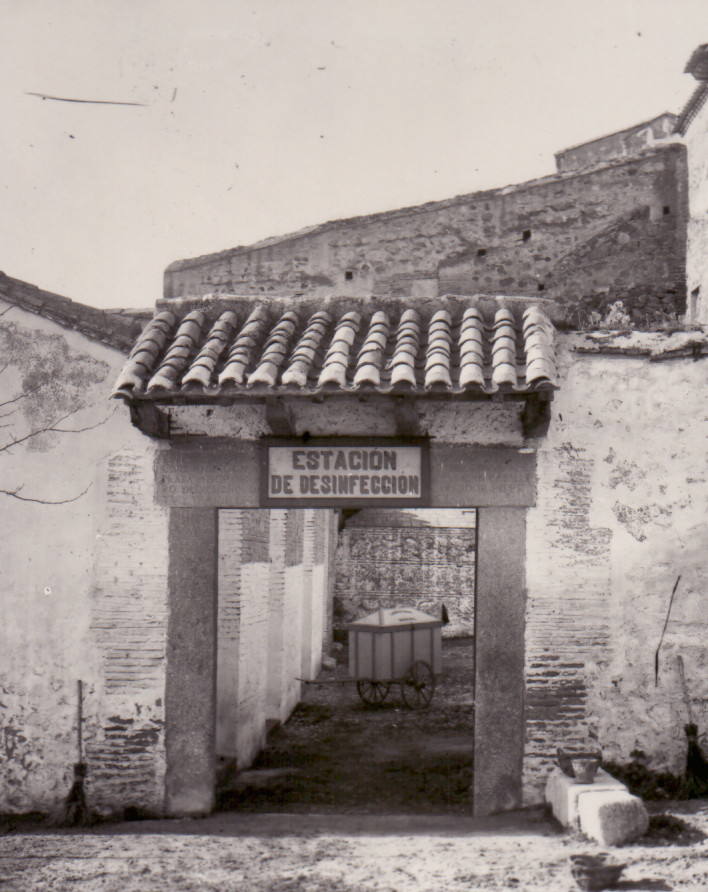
[164,144,687,325]
[334,508,477,637]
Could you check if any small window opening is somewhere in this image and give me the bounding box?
[537,283,545,292]
[344,270,354,281]
[522,229,532,242]
[477,248,487,257]
[663,205,671,215]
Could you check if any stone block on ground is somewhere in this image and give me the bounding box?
[545,767,627,828]
[578,790,649,846]
[545,766,649,845]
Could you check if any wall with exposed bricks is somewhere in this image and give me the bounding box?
[0,299,167,816]
[166,327,707,808]
[5,284,707,816]
[524,333,708,803]
[164,144,687,326]
[89,446,168,816]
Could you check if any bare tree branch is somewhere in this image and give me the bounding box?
[0,384,41,410]
[48,409,116,434]
[0,408,115,454]
[0,483,92,504]
[0,408,77,453]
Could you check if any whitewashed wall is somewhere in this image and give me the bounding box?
[215,508,334,770]
[524,332,708,802]
[0,301,168,815]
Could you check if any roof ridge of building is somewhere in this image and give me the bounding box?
[164,143,683,275]
[153,292,564,324]
[0,271,143,353]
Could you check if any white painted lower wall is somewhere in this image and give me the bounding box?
[215,508,334,771]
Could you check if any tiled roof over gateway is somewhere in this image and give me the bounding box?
[112,296,557,401]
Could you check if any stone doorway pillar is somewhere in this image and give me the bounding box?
[164,507,218,816]
[473,507,527,815]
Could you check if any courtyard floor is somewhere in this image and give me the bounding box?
[1,802,707,891]
[2,639,707,890]
[219,637,476,814]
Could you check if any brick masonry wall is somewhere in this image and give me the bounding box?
[283,510,306,720]
[524,336,708,803]
[218,509,270,767]
[164,144,687,324]
[216,510,242,757]
[266,511,288,722]
[89,446,169,816]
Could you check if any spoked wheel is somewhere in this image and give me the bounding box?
[356,680,391,706]
[401,660,435,709]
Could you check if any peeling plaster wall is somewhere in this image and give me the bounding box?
[7,292,705,816]
[524,335,708,803]
[88,445,168,815]
[0,301,166,816]
[167,399,525,445]
[164,145,687,324]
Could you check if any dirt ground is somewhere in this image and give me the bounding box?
[219,637,475,814]
[1,802,707,891]
[2,639,707,890]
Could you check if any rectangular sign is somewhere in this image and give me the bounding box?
[260,439,428,506]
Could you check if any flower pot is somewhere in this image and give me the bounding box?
[571,757,600,784]
[557,748,602,779]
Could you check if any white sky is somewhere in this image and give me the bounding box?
[1,0,706,309]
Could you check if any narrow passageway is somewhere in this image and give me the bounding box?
[217,637,475,814]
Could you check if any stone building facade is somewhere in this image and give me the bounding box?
[165,136,687,329]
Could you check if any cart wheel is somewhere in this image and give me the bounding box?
[357,680,390,706]
[401,661,435,709]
